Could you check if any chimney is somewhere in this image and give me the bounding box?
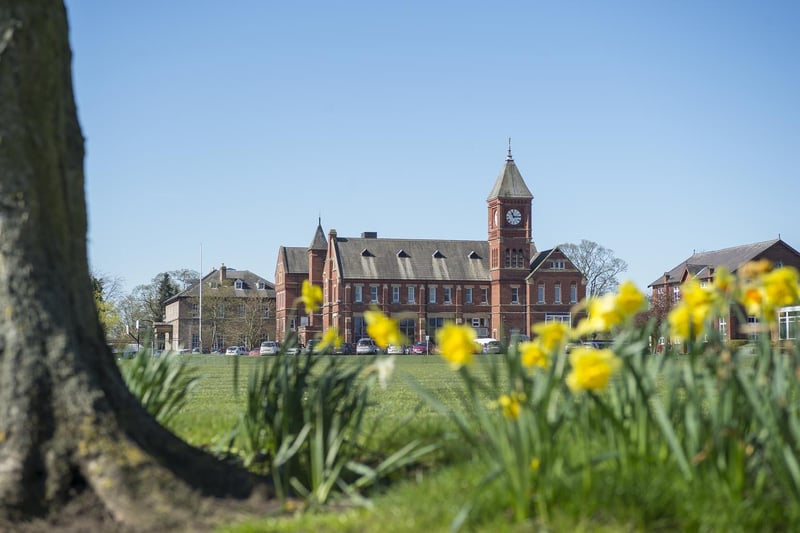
[361,231,378,239]
[219,263,227,282]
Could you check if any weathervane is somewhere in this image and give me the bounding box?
[506,137,513,161]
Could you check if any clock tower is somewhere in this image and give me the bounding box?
[487,142,534,340]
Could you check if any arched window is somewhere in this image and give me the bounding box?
[505,249,511,267]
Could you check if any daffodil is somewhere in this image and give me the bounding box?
[364,309,404,349]
[762,266,800,312]
[519,341,548,369]
[436,322,476,369]
[497,392,525,420]
[300,280,323,314]
[566,347,620,392]
[316,327,342,353]
[532,321,568,353]
[614,280,647,317]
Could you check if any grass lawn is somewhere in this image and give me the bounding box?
[148,352,793,532]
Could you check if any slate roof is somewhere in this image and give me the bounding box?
[487,155,533,200]
[309,221,327,250]
[280,246,310,274]
[332,236,491,281]
[648,239,783,287]
[528,248,555,274]
[165,267,275,303]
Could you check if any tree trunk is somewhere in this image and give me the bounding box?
[0,1,270,529]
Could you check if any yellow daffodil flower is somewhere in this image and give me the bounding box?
[300,280,323,314]
[437,322,476,369]
[497,392,525,421]
[519,341,548,369]
[364,309,403,349]
[566,347,620,392]
[614,280,647,318]
[532,321,568,353]
[316,327,342,353]
[762,266,800,312]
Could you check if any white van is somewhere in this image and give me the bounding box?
[260,340,279,355]
[475,338,502,354]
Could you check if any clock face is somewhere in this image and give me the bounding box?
[506,208,522,225]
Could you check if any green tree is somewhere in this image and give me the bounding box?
[0,2,267,529]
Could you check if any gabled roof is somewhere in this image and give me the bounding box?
[487,154,533,201]
[649,239,788,287]
[333,236,491,281]
[165,267,275,303]
[279,246,309,274]
[528,248,555,274]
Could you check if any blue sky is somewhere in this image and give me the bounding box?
[65,1,800,295]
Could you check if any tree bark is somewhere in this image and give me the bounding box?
[0,1,270,529]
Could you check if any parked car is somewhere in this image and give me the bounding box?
[191,347,202,354]
[356,338,379,355]
[411,341,429,355]
[248,348,260,356]
[332,342,354,355]
[178,348,191,354]
[286,344,302,355]
[259,340,280,355]
[475,338,502,354]
[225,346,247,355]
[386,344,404,355]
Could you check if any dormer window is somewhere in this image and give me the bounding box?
[432,250,445,259]
[361,248,374,257]
[468,251,481,259]
[234,279,244,289]
[256,281,266,290]
[397,250,410,258]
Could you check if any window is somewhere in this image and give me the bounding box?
[400,318,415,339]
[234,279,244,289]
[427,317,445,338]
[354,286,363,303]
[537,284,545,304]
[238,303,245,316]
[257,281,266,289]
[263,304,270,318]
[779,306,800,340]
[505,249,511,267]
[191,333,199,350]
[550,260,565,269]
[444,288,452,304]
[392,286,400,303]
[217,303,225,318]
[408,286,415,304]
[673,286,681,302]
[481,288,489,304]
[775,261,784,269]
[289,318,296,331]
[353,316,367,339]
[545,313,571,325]
[570,283,577,304]
[511,287,519,304]
[718,316,727,338]
[465,288,473,304]
[191,303,199,318]
[554,283,561,304]
[429,287,437,304]
[370,286,378,303]
[747,316,760,340]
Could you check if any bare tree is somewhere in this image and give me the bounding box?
[0,2,267,529]
[561,239,628,297]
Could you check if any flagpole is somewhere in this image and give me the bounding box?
[199,243,203,352]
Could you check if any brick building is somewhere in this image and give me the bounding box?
[274,149,586,346]
[648,238,800,341]
[164,264,276,352]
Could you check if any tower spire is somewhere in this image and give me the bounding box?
[506,137,513,161]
